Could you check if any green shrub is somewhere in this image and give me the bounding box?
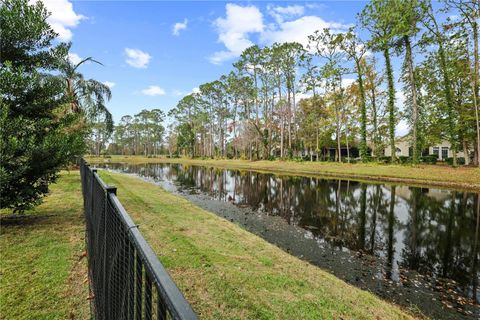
[398,156,411,164]
[445,157,465,165]
[420,155,437,164]
[377,156,391,164]
[288,149,294,159]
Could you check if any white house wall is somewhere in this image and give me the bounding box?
[384,139,465,159]
[384,140,410,157]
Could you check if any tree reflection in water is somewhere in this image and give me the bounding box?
[107,163,480,304]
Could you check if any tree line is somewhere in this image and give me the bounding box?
[97,109,165,156]
[108,0,479,167]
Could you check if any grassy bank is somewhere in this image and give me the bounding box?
[98,170,416,319]
[0,172,89,320]
[87,155,480,192]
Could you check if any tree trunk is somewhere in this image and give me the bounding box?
[372,80,379,158]
[473,21,480,167]
[463,139,470,165]
[404,35,420,164]
[95,131,100,156]
[233,105,237,158]
[474,79,480,167]
[475,140,479,166]
[384,47,397,163]
[333,82,342,163]
[336,110,342,163]
[438,42,458,166]
[211,120,215,158]
[254,70,259,161]
[280,116,284,159]
[357,59,368,161]
[345,126,350,163]
[292,80,297,154]
[426,12,458,166]
[287,89,292,154]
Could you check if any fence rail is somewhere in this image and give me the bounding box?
[80,159,197,320]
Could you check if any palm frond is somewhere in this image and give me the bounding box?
[74,57,104,71]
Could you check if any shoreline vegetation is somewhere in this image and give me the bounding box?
[86,155,480,192]
[0,172,89,320]
[98,170,417,319]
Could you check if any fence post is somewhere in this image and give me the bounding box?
[104,185,117,318]
[90,169,97,218]
[106,186,117,196]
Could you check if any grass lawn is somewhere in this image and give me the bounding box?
[98,170,418,319]
[87,155,480,192]
[0,171,89,320]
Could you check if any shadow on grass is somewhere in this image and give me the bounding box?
[0,213,57,226]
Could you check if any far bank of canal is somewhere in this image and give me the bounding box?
[98,162,479,319]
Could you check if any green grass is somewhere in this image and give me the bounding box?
[87,155,480,192]
[0,172,89,320]
[99,170,417,319]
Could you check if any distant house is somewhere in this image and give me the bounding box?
[384,135,465,160]
[392,185,452,202]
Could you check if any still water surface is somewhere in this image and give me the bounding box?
[100,163,480,319]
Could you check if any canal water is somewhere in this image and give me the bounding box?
[98,162,479,319]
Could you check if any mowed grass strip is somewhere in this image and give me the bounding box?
[99,170,416,319]
[87,155,480,192]
[0,172,89,320]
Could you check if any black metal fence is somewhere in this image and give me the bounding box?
[80,159,197,320]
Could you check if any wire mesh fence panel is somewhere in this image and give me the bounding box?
[80,159,197,320]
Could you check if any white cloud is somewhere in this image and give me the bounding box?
[296,91,313,102]
[267,5,304,23]
[448,15,459,21]
[396,119,409,137]
[124,48,151,68]
[39,0,85,41]
[261,15,348,48]
[272,5,304,16]
[192,87,200,94]
[142,85,166,96]
[68,52,82,65]
[172,88,199,96]
[341,78,356,89]
[305,3,323,10]
[209,4,349,64]
[103,81,116,88]
[395,91,408,136]
[209,51,239,65]
[396,90,406,109]
[172,19,188,36]
[210,4,264,64]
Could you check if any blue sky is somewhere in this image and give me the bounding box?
[44,0,413,133]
